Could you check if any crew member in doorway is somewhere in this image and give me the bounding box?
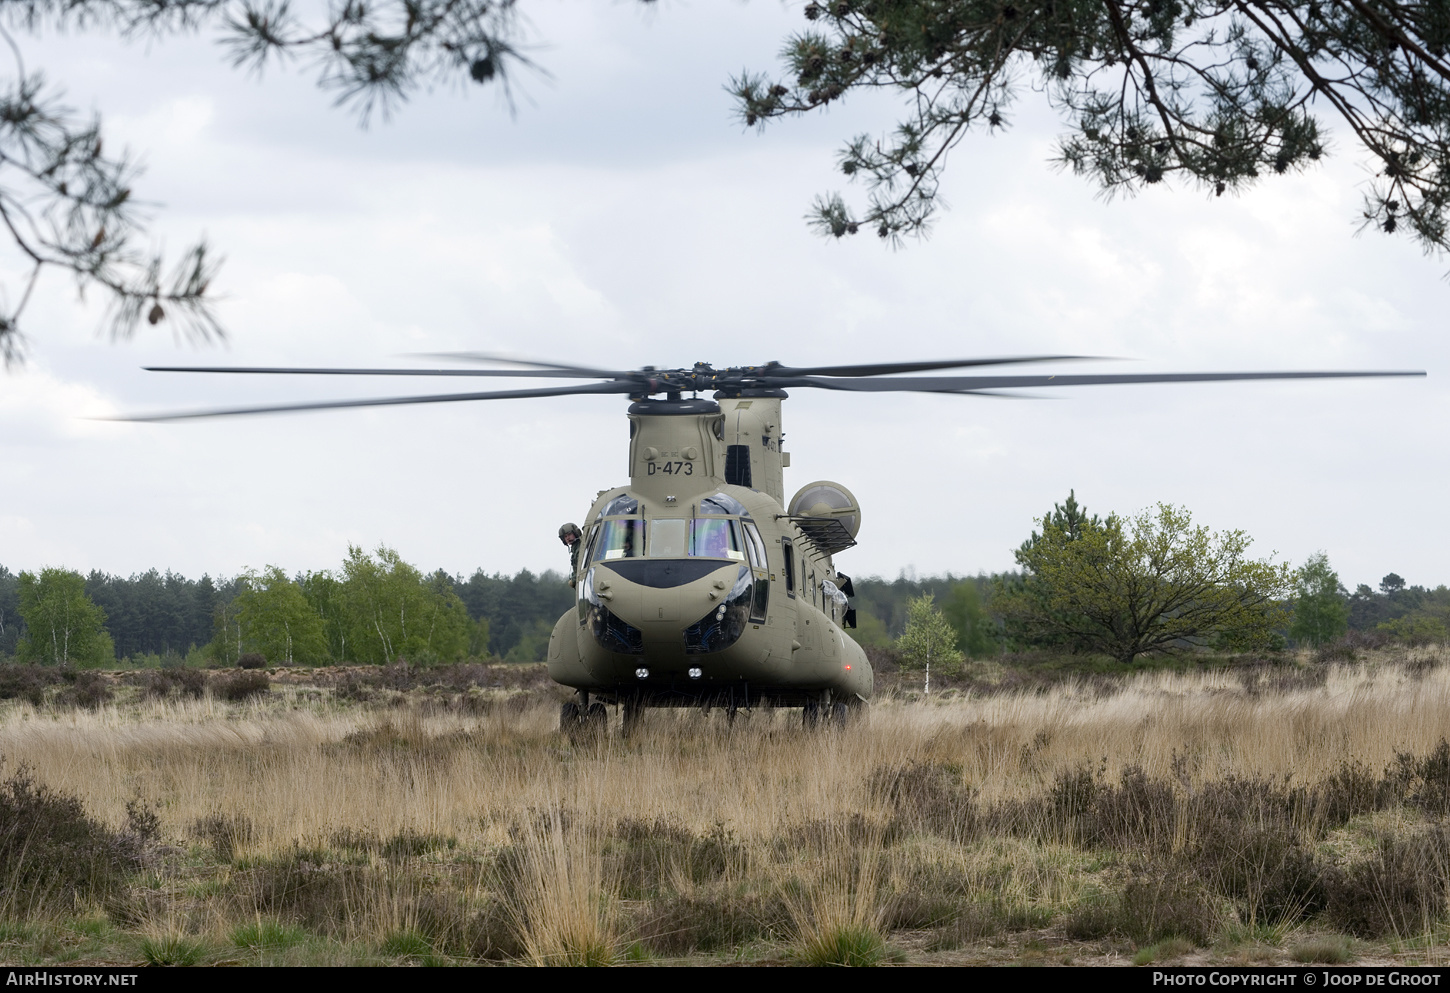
[559,523,583,586]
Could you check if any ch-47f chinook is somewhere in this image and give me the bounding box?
[123,354,1426,732]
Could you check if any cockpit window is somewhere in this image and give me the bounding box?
[599,494,639,518]
[700,492,748,517]
[690,518,746,560]
[632,517,750,560]
[595,519,643,560]
[741,521,767,570]
[649,519,688,558]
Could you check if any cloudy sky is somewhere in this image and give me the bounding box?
[1,1,1444,591]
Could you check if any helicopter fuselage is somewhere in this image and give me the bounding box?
[546,392,871,710]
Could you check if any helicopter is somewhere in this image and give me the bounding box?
[121,354,1426,733]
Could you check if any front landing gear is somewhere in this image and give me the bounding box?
[560,692,607,744]
[621,696,645,738]
[803,692,867,730]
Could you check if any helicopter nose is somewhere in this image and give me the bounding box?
[589,560,742,634]
[596,559,727,589]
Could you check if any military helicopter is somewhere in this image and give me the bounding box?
[122,355,1425,732]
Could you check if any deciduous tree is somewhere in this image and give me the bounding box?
[338,545,471,663]
[997,501,1292,662]
[235,565,327,665]
[896,592,964,689]
[16,567,114,665]
[1289,550,1350,646]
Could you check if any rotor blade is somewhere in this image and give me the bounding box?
[145,365,630,379]
[765,355,1106,378]
[954,390,1054,399]
[405,352,633,379]
[779,370,1428,392]
[105,381,637,423]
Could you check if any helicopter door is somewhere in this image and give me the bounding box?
[742,520,769,624]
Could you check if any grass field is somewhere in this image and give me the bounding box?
[2,649,1450,966]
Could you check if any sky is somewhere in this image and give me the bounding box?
[1,1,1445,590]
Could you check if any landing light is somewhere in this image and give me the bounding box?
[635,668,649,680]
[688,667,703,679]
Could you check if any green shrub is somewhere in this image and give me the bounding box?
[216,671,269,701]
[55,671,111,709]
[1326,829,1450,937]
[0,666,62,706]
[1063,891,1119,941]
[637,893,790,954]
[0,762,123,912]
[1118,876,1216,945]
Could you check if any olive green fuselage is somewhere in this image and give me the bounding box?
[545,394,870,709]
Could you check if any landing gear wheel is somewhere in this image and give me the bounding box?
[559,701,581,730]
[829,701,850,727]
[585,702,608,739]
[622,698,645,738]
[802,699,820,730]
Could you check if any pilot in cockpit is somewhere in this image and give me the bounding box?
[695,523,730,559]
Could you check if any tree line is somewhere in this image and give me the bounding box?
[855,492,1448,668]
[881,492,1449,669]
[2,494,1445,667]
[0,552,573,666]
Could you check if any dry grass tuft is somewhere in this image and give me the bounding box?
[506,811,618,967]
[780,823,889,966]
[1291,936,1356,963]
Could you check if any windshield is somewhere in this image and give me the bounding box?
[632,518,749,560]
[649,519,688,558]
[595,519,643,560]
[690,518,746,560]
